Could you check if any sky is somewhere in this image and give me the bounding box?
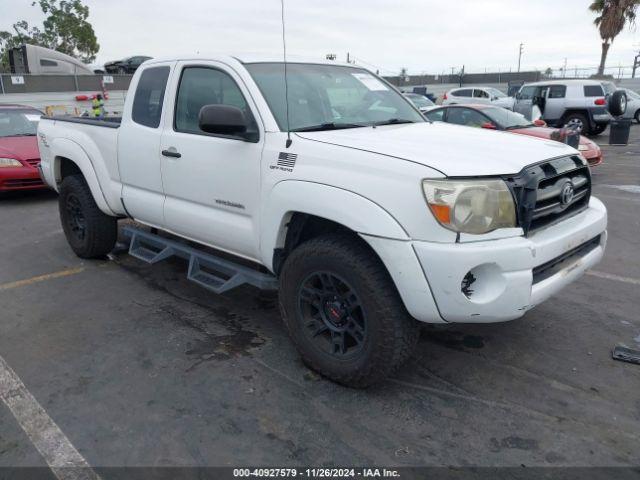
[1,0,640,76]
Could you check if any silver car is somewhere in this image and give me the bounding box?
[618,88,640,123]
[442,86,514,109]
[512,79,612,135]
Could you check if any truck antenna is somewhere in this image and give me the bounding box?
[280,0,292,148]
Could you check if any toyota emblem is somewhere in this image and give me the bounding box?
[561,182,575,205]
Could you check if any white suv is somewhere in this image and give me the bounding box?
[443,86,513,108]
[512,80,615,135]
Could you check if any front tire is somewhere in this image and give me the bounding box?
[590,123,607,136]
[58,174,117,258]
[635,110,640,124]
[279,234,420,388]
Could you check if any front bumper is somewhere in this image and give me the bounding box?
[364,197,607,324]
[412,197,607,323]
[0,166,46,191]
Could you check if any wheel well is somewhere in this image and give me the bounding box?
[56,156,82,183]
[272,213,354,276]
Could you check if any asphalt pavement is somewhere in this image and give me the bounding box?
[0,127,639,476]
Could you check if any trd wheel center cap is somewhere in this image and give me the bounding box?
[323,298,346,326]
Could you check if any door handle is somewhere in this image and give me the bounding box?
[162,149,181,158]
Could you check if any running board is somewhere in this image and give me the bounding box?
[122,226,278,294]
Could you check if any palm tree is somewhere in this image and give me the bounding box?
[590,0,640,75]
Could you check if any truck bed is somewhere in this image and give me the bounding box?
[47,116,122,128]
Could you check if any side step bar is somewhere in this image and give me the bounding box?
[122,226,278,294]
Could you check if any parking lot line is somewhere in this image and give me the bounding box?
[0,355,100,480]
[0,267,85,292]
[587,270,640,286]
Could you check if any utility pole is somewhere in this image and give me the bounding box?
[633,50,640,78]
[517,43,524,72]
[562,58,568,78]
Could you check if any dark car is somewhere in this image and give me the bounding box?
[104,56,152,74]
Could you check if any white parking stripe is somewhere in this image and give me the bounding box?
[587,270,640,286]
[0,355,100,480]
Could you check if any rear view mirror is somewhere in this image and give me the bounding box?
[533,119,547,127]
[199,104,248,136]
[481,122,497,130]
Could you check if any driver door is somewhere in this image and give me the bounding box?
[159,61,264,261]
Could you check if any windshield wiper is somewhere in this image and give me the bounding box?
[292,122,366,132]
[505,125,533,130]
[372,118,416,126]
[7,133,37,137]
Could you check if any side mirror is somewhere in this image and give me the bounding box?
[198,104,248,136]
[481,121,497,130]
[533,119,547,127]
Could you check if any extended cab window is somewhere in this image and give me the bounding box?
[174,67,253,135]
[132,66,170,128]
[584,85,604,97]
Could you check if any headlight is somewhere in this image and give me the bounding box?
[422,179,517,234]
[0,158,23,168]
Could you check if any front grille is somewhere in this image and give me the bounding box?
[25,158,40,168]
[532,235,601,284]
[503,155,591,235]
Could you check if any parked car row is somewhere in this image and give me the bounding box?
[422,104,603,166]
[405,78,635,137]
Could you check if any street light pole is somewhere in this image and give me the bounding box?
[517,43,524,72]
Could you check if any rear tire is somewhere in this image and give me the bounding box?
[58,174,117,258]
[279,233,420,388]
[635,110,640,124]
[563,112,589,135]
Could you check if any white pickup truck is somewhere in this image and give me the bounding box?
[37,55,607,387]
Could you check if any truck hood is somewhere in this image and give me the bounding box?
[296,122,577,177]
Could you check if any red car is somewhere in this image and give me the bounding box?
[424,104,603,167]
[0,104,47,191]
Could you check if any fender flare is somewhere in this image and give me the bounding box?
[260,180,408,270]
[51,138,117,216]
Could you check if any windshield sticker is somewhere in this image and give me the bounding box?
[351,73,388,91]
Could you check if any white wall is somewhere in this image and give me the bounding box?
[0,90,127,116]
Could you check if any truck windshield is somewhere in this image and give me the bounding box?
[0,109,41,137]
[245,63,424,132]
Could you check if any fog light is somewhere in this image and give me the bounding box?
[460,264,507,304]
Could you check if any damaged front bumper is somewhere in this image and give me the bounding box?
[412,197,607,323]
